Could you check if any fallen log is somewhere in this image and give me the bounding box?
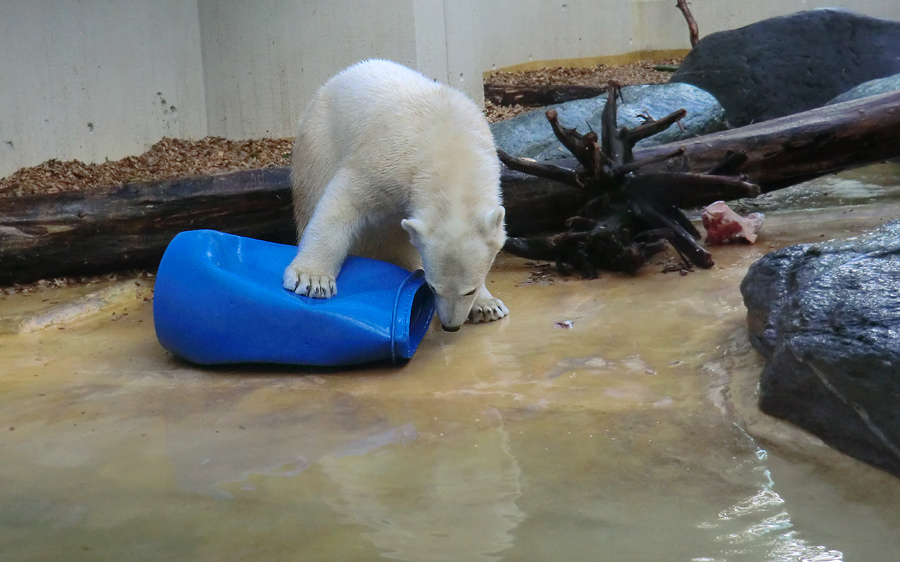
[0,163,587,285]
[484,83,607,106]
[502,89,900,235]
[639,89,900,191]
[1,91,898,285]
[0,168,296,285]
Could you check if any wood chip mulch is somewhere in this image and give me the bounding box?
[483,57,681,122]
[485,58,680,87]
[0,137,293,199]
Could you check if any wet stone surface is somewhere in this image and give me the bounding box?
[742,218,900,477]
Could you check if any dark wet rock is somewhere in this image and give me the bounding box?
[490,83,725,161]
[741,219,900,478]
[828,73,900,105]
[671,8,900,127]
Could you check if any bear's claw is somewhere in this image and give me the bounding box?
[283,266,337,298]
[468,296,509,324]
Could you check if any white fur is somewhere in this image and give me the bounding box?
[283,59,508,330]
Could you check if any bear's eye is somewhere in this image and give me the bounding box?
[463,288,477,296]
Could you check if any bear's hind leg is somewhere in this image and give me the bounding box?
[467,285,509,324]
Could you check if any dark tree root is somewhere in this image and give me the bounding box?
[499,81,760,277]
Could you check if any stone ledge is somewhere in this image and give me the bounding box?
[0,277,153,335]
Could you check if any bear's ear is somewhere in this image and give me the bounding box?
[401,218,428,247]
[484,206,505,233]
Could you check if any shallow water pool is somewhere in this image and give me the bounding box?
[2,165,900,561]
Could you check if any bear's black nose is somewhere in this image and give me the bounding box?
[441,324,461,333]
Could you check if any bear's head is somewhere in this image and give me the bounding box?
[401,206,505,331]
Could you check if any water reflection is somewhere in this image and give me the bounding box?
[698,453,844,561]
[696,331,847,562]
[318,407,524,562]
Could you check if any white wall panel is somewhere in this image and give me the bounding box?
[3,0,900,178]
[479,0,636,72]
[0,0,206,177]
[688,0,900,36]
[198,0,419,139]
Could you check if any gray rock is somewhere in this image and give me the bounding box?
[490,83,726,162]
[672,8,900,127]
[828,73,900,105]
[741,219,900,477]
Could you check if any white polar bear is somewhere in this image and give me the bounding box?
[283,59,509,331]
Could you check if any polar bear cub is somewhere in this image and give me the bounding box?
[283,59,508,331]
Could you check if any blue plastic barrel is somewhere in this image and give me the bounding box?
[153,230,435,366]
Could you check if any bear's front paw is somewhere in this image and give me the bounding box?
[468,295,509,324]
[283,264,337,298]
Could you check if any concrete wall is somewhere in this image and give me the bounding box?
[690,0,900,36]
[0,0,207,178]
[198,0,419,139]
[197,0,486,139]
[3,0,900,178]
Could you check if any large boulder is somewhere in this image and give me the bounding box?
[741,219,900,478]
[672,8,900,127]
[490,83,726,161]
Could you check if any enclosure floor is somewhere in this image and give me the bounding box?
[2,165,900,561]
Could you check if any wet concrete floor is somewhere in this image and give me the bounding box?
[2,164,900,561]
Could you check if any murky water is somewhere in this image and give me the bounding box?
[2,164,900,561]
